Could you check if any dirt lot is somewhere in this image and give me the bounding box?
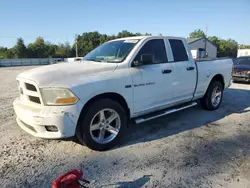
[1,66,250,188]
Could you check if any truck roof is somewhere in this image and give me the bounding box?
[111,36,148,41]
[111,35,185,42]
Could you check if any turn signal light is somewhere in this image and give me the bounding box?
[55,97,78,104]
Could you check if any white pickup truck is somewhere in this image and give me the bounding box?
[13,36,233,150]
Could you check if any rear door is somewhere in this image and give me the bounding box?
[167,38,196,103]
[130,38,174,113]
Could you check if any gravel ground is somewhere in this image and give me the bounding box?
[1,66,250,188]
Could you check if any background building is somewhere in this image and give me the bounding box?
[237,49,250,57]
[188,38,217,59]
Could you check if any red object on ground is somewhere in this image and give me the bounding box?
[52,169,88,188]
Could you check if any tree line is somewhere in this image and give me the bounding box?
[0,29,249,59]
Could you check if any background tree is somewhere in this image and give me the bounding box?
[208,36,220,47]
[117,30,135,38]
[46,43,58,58]
[189,29,206,38]
[12,38,27,58]
[54,42,72,58]
[0,47,15,59]
[27,37,46,58]
[239,44,250,49]
[0,30,249,59]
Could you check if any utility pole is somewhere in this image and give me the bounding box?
[204,25,208,58]
[75,35,78,57]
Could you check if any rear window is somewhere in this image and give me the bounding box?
[169,39,189,62]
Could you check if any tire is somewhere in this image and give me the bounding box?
[200,81,223,110]
[76,99,127,151]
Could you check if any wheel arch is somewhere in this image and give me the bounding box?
[76,92,130,131]
[210,74,225,89]
[200,74,225,99]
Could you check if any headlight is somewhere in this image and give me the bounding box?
[247,71,250,75]
[40,88,78,106]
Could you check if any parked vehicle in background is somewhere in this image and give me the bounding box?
[13,36,233,151]
[50,59,63,64]
[232,56,250,82]
[66,57,83,62]
[74,58,82,62]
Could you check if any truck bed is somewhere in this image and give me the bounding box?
[193,58,233,100]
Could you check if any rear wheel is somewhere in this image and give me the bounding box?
[76,99,126,151]
[200,81,223,110]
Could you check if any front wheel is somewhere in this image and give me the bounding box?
[76,99,127,151]
[200,81,223,110]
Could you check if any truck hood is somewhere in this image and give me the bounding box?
[17,61,117,87]
[233,64,250,71]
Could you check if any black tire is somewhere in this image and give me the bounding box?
[76,99,127,151]
[200,81,223,110]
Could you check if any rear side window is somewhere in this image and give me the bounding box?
[134,39,168,65]
[169,39,189,62]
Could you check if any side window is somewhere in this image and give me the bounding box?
[134,39,168,65]
[169,39,189,62]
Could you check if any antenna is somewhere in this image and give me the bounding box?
[204,25,208,58]
[205,25,208,37]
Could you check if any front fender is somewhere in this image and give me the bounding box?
[71,70,134,115]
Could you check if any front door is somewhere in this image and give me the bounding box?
[130,38,174,113]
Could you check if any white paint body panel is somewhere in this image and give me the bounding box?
[13,36,233,139]
[194,59,233,99]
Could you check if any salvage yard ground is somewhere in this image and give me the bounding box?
[1,66,250,188]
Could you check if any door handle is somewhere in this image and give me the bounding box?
[186,66,195,71]
[162,69,172,74]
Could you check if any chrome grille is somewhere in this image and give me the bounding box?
[234,70,247,75]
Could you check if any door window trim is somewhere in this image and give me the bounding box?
[166,38,192,63]
[130,37,170,67]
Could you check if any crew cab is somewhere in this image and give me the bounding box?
[13,36,233,150]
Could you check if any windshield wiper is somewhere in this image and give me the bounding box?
[85,59,102,62]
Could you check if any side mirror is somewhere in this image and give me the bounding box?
[132,60,142,67]
[132,54,154,67]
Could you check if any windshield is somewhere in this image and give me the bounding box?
[82,39,139,63]
[234,57,250,65]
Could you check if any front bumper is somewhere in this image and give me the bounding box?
[13,97,83,139]
[232,74,250,82]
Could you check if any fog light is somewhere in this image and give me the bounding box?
[45,125,58,132]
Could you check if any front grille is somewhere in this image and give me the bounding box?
[17,79,42,105]
[29,96,41,104]
[20,120,37,133]
[233,70,247,75]
[25,83,37,91]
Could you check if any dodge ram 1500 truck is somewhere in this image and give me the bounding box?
[13,36,233,150]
